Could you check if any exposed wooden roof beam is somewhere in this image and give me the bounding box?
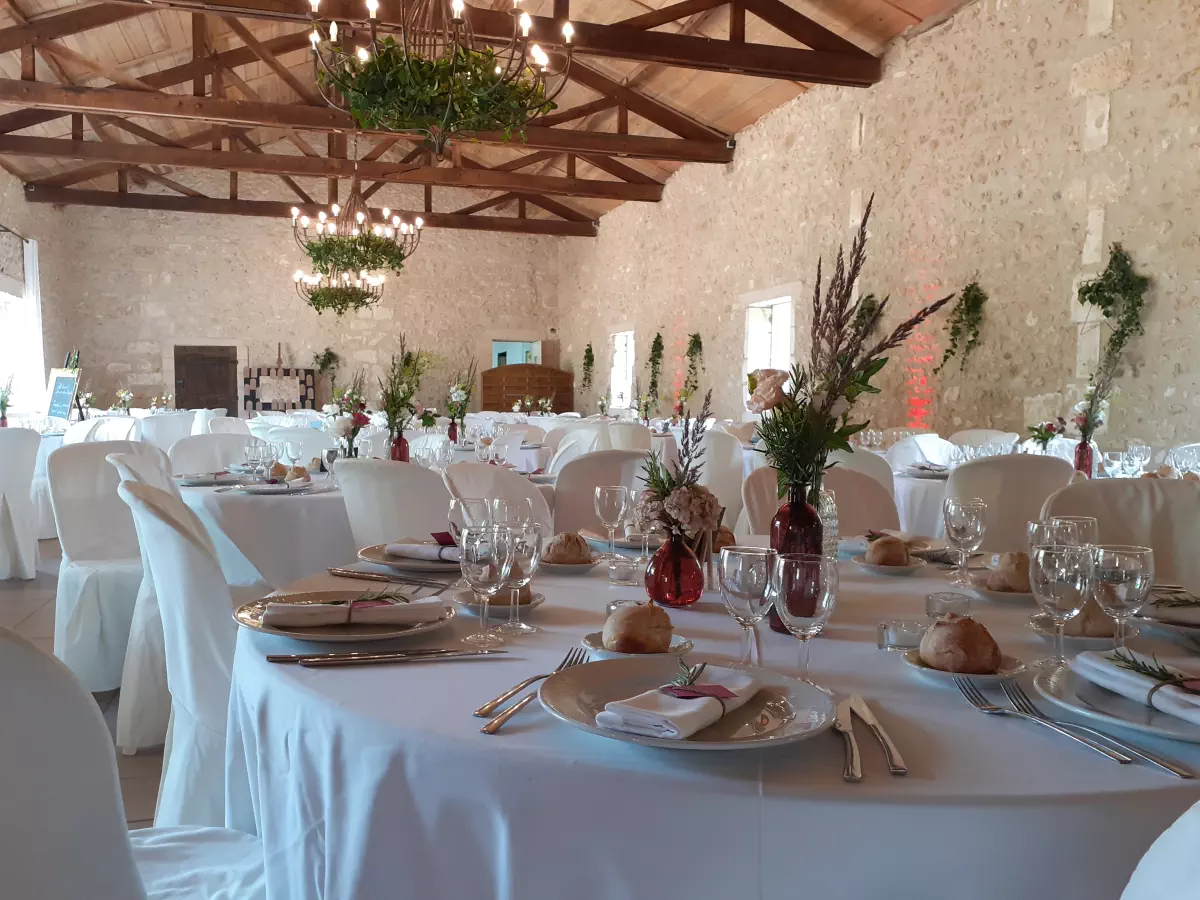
[218,15,321,105]
[616,0,731,31]
[566,61,726,142]
[739,0,870,56]
[535,96,618,128]
[0,4,152,55]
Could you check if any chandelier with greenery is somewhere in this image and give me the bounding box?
[309,0,574,157]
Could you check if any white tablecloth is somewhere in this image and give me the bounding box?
[179,480,355,589]
[893,474,948,537]
[452,444,550,474]
[225,563,1200,900]
[32,432,62,539]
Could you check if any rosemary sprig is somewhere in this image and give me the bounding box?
[1108,650,1175,681]
[673,659,708,687]
[355,588,411,605]
[1153,595,1200,608]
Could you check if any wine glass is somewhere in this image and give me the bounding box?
[1127,440,1151,475]
[594,485,629,560]
[633,501,659,565]
[718,547,777,667]
[1027,519,1079,552]
[448,497,491,546]
[1103,451,1125,479]
[943,497,987,585]
[1092,545,1154,652]
[490,497,535,527]
[244,440,263,477]
[474,440,493,463]
[284,440,304,472]
[459,526,512,648]
[497,520,542,635]
[767,553,838,683]
[1049,516,1098,546]
[1030,543,1095,669]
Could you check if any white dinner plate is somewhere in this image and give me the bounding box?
[540,559,602,575]
[237,481,315,495]
[1033,665,1200,744]
[851,555,929,577]
[521,443,544,450]
[233,590,455,643]
[969,584,1036,605]
[175,472,245,487]
[357,543,463,573]
[903,466,950,480]
[1027,612,1134,649]
[901,649,1027,683]
[1134,615,1200,648]
[527,473,557,485]
[582,530,666,552]
[451,589,544,617]
[581,631,695,660]
[538,656,836,750]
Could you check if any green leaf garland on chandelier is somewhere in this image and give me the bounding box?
[646,332,664,412]
[304,284,380,316]
[933,281,987,375]
[580,343,594,393]
[304,231,412,279]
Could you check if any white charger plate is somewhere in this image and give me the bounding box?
[175,472,245,487]
[1134,615,1200,648]
[1033,665,1200,744]
[528,473,557,484]
[581,631,694,660]
[582,530,666,552]
[903,467,949,480]
[358,543,463,573]
[969,584,1036,605]
[451,589,544,617]
[233,590,455,642]
[540,559,602,575]
[901,649,1027,683]
[538,656,836,750]
[1027,612,1133,649]
[851,555,928,577]
[237,481,315,495]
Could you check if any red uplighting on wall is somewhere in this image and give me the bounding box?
[901,262,944,430]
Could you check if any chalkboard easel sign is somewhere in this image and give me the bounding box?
[46,368,80,420]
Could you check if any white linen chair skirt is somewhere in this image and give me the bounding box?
[336,459,452,548]
[823,467,900,535]
[32,432,62,539]
[134,413,196,454]
[91,416,138,441]
[443,462,553,532]
[190,409,228,435]
[697,430,744,530]
[944,455,1073,552]
[551,450,646,534]
[828,448,895,497]
[607,422,652,451]
[169,433,252,475]
[742,465,780,535]
[207,416,251,436]
[0,427,40,579]
[265,427,336,466]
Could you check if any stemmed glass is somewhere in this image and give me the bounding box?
[943,497,987,585]
[718,547,777,667]
[244,440,263,477]
[594,485,629,560]
[767,553,838,683]
[1092,545,1155,652]
[449,498,491,545]
[497,520,542,635]
[490,497,534,527]
[1127,440,1151,475]
[459,526,512,648]
[1103,451,1125,478]
[1049,516,1098,546]
[1027,519,1079,552]
[1029,543,1095,669]
[284,440,304,472]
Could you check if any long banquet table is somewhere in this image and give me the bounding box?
[225,561,1200,900]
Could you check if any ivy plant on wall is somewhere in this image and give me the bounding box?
[933,281,988,375]
[580,343,594,393]
[682,333,704,400]
[646,332,664,412]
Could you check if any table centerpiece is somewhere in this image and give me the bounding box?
[445,360,478,445]
[378,335,431,461]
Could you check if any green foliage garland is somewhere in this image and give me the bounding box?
[646,332,664,411]
[682,333,704,399]
[305,285,378,316]
[305,232,410,278]
[312,347,341,377]
[852,294,882,337]
[321,38,555,144]
[933,282,987,375]
[580,343,594,393]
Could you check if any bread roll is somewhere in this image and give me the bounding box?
[866,535,909,566]
[985,552,1031,593]
[919,613,1002,674]
[270,461,289,478]
[713,526,736,553]
[284,465,310,482]
[1063,595,1114,637]
[602,602,673,653]
[543,532,593,564]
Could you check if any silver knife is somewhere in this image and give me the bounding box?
[849,694,907,775]
[268,647,480,664]
[297,649,507,668]
[327,567,453,589]
[833,698,862,782]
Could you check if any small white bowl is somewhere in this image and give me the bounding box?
[901,649,1027,683]
[581,631,694,660]
[852,555,929,577]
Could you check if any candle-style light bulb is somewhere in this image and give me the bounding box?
[381,207,390,218]
[356,46,369,62]
[290,206,300,221]
[300,215,310,227]
[330,20,338,41]
[293,270,304,282]
[309,28,319,47]
[562,21,573,42]
[365,0,378,17]
[310,0,320,13]
[317,210,326,221]
[331,203,341,215]
[519,11,531,34]
[415,216,425,229]
[450,0,465,17]
[392,215,400,226]
[355,210,365,223]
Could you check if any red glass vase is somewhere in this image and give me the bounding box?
[645,531,704,608]
[0,414,6,428]
[447,420,458,445]
[390,434,409,462]
[768,484,823,633]
[1074,441,1094,478]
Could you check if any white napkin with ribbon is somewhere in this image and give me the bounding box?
[593,666,762,740]
[1070,650,1200,725]
[262,594,446,628]
[383,541,461,563]
[1142,598,1200,626]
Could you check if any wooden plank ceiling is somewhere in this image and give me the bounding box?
[0,0,964,236]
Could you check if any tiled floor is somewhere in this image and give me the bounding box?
[1,539,163,828]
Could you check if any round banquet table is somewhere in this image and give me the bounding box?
[33,432,63,538]
[179,479,356,589]
[893,473,948,537]
[452,443,549,474]
[225,563,1200,900]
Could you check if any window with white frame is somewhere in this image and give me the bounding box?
[744,295,794,387]
[0,238,43,415]
[609,330,635,409]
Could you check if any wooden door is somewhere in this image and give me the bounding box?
[174,345,238,412]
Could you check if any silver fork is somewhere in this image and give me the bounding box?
[481,649,590,735]
[954,678,1132,763]
[474,647,587,718]
[1002,681,1193,779]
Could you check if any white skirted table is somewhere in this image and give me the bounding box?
[893,473,948,537]
[451,444,550,474]
[225,563,1200,900]
[32,432,63,539]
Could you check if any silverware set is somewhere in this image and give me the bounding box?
[954,677,1193,778]
[833,693,907,782]
[267,648,507,668]
[478,647,589,735]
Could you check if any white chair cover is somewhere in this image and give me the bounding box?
[742,466,780,535]
[62,418,105,444]
[608,422,652,452]
[189,408,227,436]
[886,434,955,470]
[552,450,646,534]
[1041,480,1200,586]
[490,432,526,463]
[355,425,390,459]
[168,434,252,475]
[118,481,238,828]
[547,425,606,476]
[336,459,452,548]
[289,409,324,424]
[543,422,587,456]
[697,430,745,530]
[410,433,451,454]
[134,413,195,455]
[726,421,758,443]
[265,426,337,467]
[0,427,40,580]
[92,416,138,441]
[48,440,152,692]
[31,433,59,539]
[246,419,278,441]
[207,416,251,436]
[106,450,177,754]
[829,448,895,497]
[823,467,900,536]
[0,628,266,900]
[1122,798,1200,900]
[948,429,1020,449]
[945,455,1073,551]
[522,425,546,444]
[443,462,553,531]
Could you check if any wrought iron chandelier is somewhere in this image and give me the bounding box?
[307,0,574,157]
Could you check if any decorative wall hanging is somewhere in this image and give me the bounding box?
[243,367,316,412]
[933,281,987,375]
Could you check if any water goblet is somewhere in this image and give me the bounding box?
[1092,545,1154,652]
[718,547,777,667]
[284,440,304,472]
[448,497,491,545]
[1049,516,1098,546]
[497,520,542,635]
[594,485,629,560]
[768,553,838,682]
[943,497,987,585]
[459,526,512,648]
[244,440,263,476]
[1030,543,1095,669]
[1127,440,1151,475]
[1026,519,1079,553]
[1103,451,1125,478]
[490,497,535,527]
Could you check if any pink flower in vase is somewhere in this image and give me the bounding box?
[746,368,789,414]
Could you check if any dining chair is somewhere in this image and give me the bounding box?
[265,425,337,467]
[725,421,758,443]
[207,415,251,436]
[697,430,744,530]
[189,408,228,435]
[522,424,546,444]
[47,440,151,692]
[0,627,266,898]
[117,481,240,828]
[336,459,452,548]
[31,433,59,539]
[828,448,895,497]
[1041,479,1200,586]
[168,433,252,475]
[823,467,900,535]
[946,455,1073,551]
[552,450,646,534]
[410,432,451,454]
[607,422,653,452]
[443,461,554,532]
[547,425,605,476]
[61,417,105,444]
[0,427,40,580]
[490,431,526,464]
[134,412,196,455]
[1122,798,1200,899]
[948,428,1020,449]
[742,465,781,535]
[885,433,955,470]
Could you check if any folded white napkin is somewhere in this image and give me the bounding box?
[1071,650,1200,725]
[1142,599,1200,626]
[593,667,762,740]
[383,541,460,563]
[262,595,446,628]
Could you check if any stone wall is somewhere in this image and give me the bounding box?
[556,0,1200,447]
